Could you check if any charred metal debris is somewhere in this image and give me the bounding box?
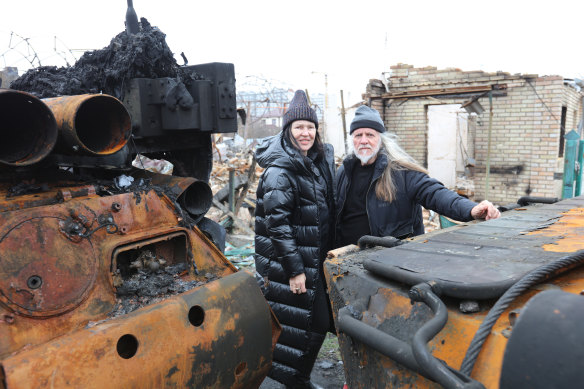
[111,259,219,317]
[10,18,202,100]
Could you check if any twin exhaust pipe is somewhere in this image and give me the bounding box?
[0,89,212,218]
[0,90,131,166]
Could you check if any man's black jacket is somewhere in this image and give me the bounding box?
[336,154,476,244]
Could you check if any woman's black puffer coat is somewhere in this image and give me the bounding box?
[254,133,335,385]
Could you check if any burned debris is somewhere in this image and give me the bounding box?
[10,18,185,100]
[112,254,205,317]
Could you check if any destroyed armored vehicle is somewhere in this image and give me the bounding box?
[0,86,279,388]
[0,10,279,384]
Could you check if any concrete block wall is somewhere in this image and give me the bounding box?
[364,64,584,204]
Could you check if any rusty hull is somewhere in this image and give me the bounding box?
[0,179,280,388]
[324,196,584,388]
[2,271,275,389]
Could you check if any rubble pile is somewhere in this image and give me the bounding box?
[455,176,475,199]
[206,140,263,268]
[423,209,440,233]
[208,144,262,229]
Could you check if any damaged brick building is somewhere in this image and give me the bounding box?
[365,64,584,204]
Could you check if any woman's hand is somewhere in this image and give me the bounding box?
[289,273,307,294]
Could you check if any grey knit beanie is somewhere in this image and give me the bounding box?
[282,90,319,130]
[350,105,386,134]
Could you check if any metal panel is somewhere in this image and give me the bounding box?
[361,197,584,299]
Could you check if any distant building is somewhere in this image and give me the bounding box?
[260,108,285,128]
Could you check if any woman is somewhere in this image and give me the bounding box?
[254,90,335,389]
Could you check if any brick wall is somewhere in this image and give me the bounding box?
[365,64,584,204]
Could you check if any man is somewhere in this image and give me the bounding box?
[336,105,500,247]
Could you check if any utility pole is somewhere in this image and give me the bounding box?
[340,90,348,155]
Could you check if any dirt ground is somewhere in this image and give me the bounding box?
[258,333,346,389]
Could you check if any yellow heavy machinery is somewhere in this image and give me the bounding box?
[325,196,584,388]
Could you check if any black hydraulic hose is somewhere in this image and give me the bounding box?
[499,196,558,212]
[337,306,421,372]
[409,283,485,389]
[409,283,451,381]
[357,235,402,249]
[460,249,584,376]
[517,196,558,206]
[339,301,484,388]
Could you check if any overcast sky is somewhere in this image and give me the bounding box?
[2,0,583,104]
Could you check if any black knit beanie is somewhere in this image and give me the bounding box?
[282,90,319,130]
[350,105,386,134]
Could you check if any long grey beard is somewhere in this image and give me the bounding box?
[355,142,381,165]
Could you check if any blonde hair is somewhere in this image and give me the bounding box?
[349,131,427,202]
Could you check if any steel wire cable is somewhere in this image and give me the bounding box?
[460,249,584,376]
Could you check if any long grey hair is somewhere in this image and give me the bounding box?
[348,131,427,202]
